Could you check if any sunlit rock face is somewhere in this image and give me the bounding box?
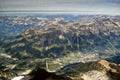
[57,60,120,80]
[81,70,112,80]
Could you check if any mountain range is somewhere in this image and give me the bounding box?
[0,14,120,80]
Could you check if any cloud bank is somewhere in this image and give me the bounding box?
[0,0,120,15]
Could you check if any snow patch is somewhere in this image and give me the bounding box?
[12,76,24,80]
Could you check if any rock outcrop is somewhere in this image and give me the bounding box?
[57,60,120,80]
[23,66,72,80]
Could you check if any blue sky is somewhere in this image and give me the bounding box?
[0,0,120,15]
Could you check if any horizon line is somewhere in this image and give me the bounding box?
[0,11,120,16]
[0,10,119,12]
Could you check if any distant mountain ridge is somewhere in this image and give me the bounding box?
[1,15,120,59]
[0,15,119,40]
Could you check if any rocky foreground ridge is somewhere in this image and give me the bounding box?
[1,60,120,80]
[57,60,120,80]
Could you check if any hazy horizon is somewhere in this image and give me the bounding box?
[0,11,120,16]
[0,0,120,15]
